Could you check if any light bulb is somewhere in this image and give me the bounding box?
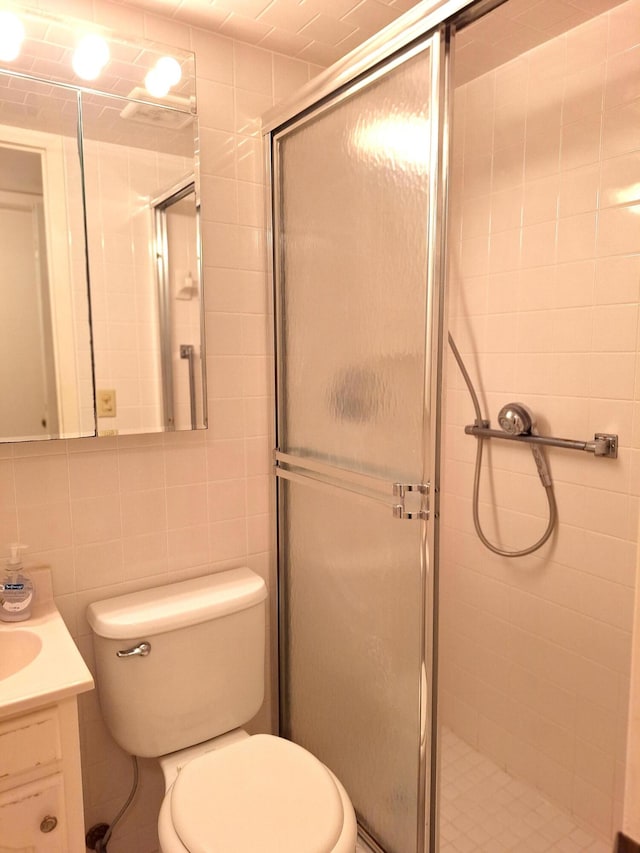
[72,33,109,81]
[156,56,181,87]
[0,12,25,62]
[145,68,170,99]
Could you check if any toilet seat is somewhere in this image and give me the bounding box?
[159,734,357,853]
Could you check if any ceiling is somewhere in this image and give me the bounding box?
[115,0,424,67]
[109,0,629,72]
[0,0,627,143]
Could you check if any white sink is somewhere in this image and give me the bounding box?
[0,568,93,718]
[0,630,42,680]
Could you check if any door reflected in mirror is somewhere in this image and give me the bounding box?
[0,78,93,443]
[154,183,204,432]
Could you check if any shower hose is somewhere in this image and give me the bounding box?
[448,332,557,558]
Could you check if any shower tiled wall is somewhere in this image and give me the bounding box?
[0,2,321,850]
[442,0,640,840]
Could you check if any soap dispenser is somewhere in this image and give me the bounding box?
[0,544,34,622]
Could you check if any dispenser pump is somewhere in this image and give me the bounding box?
[8,543,25,570]
[0,543,34,622]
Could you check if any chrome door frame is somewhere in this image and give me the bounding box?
[267,30,444,853]
[424,21,454,853]
[263,2,505,850]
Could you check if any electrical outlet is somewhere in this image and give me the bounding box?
[97,389,116,418]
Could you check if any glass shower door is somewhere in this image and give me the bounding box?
[272,32,445,853]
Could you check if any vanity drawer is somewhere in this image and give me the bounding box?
[0,707,61,780]
[0,771,67,851]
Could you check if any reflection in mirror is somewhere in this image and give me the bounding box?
[153,182,204,431]
[0,5,200,441]
[0,77,92,442]
[80,91,205,435]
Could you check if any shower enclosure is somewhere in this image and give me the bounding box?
[265,0,638,850]
[266,29,448,852]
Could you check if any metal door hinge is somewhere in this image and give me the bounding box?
[392,482,429,520]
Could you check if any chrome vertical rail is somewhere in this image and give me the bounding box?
[269,123,289,743]
[153,203,174,429]
[427,21,454,853]
[180,344,197,430]
[261,119,283,742]
[76,90,98,436]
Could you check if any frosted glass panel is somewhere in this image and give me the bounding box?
[282,479,423,853]
[275,40,436,853]
[277,46,433,482]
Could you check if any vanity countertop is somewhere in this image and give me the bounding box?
[0,568,94,718]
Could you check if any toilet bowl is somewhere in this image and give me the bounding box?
[87,568,357,853]
[157,733,357,853]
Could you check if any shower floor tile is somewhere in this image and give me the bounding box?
[356,729,609,852]
[439,728,609,853]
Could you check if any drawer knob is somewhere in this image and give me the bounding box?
[40,815,58,833]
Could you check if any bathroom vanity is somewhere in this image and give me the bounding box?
[0,570,93,851]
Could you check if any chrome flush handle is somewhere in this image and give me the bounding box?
[116,641,151,658]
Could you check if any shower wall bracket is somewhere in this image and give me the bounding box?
[463,424,618,459]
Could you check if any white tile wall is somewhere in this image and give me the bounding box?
[442,0,640,842]
[82,139,194,435]
[2,1,321,850]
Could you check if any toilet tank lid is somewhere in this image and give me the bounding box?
[86,568,267,639]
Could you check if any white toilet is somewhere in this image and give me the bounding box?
[87,567,357,853]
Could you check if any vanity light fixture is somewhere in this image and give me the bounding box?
[145,55,182,98]
[72,33,110,81]
[0,11,25,62]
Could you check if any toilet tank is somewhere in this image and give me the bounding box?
[87,568,267,758]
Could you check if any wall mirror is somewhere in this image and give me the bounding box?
[0,5,205,442]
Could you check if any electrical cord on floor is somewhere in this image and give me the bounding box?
[96,755,139,852]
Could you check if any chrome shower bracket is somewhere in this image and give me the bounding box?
[463,424,618,459]
[593,433,618,457]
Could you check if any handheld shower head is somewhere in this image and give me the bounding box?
[498,402,553,488]
[498,402,534,436]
